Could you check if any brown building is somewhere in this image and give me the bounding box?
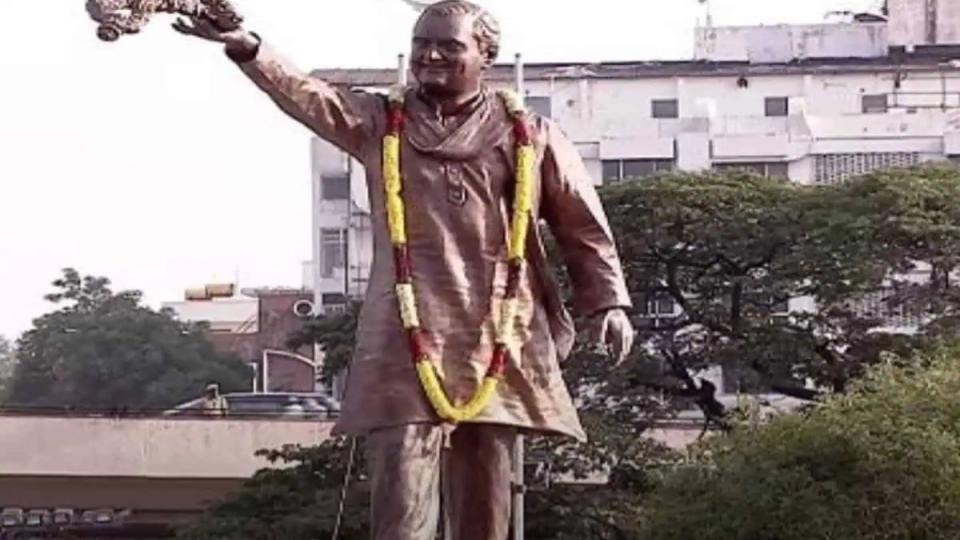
[163,286,320,393]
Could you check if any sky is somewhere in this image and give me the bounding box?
[0,0,879,340]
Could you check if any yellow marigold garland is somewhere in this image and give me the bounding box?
[384,86,535,423]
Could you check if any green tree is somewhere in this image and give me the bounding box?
[286,301,361,386]
[639,343,960,540]
[601,168,960,422]
[0,335,15,400]
[5,268,252,411]
[182,166,960,539]
[179,440,370,540]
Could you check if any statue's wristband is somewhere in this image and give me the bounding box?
[225,31,261,63]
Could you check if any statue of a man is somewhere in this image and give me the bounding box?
[174,2,634,538]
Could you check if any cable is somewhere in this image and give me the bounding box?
[330,436,358,540]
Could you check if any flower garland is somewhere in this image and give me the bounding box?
[383,85,535,423]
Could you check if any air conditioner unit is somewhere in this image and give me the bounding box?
[81,508,115,524]
[0,508,23,527]
[25,509,50,527]
[52,508,74,525]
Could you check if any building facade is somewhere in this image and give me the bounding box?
[163,285,319,393]
[306,12,960,311]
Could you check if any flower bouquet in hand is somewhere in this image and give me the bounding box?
[85,0,242,41]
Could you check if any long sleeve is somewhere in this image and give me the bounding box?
[539,120,632,317]
[235,42,384,159]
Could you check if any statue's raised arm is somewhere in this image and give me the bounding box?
[85,0,242,41]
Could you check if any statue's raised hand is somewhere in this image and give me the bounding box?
[171,14,244,44]
[172,12,259,59]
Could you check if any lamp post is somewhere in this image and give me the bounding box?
[512,52,526,540]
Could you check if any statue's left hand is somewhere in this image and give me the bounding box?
[586,308,635,365]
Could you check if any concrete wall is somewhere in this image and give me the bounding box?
[941,0,960,45]
[889,0,960,46]
[0,475,244,520]
[162,297,259,333]
[695,23,888,62]
[0,414,333,478]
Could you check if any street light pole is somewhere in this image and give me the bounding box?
[512,52,526,540]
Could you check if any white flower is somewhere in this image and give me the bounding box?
[389,84,407,104]
[497,89,526,116]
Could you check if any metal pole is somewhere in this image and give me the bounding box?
[398,53,408,86]
[344,157,352,298]
[262,350,270,394]
[514,53,525,98]
[512,434,525,540]
[310,139,325,392]
[511,52,526,540]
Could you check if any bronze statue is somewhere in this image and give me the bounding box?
[85,0,241,41]
[88,2,636,538]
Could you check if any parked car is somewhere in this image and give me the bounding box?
[164,392,340,419]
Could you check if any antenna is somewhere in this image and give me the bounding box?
[699,0,713,28]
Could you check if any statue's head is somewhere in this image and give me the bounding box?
[411,1,501,98]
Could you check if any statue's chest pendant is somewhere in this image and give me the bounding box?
[447,184,467,206]
[444,164,468,207]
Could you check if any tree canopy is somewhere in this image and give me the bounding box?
[639,342,960,540]
[0,335,15,400]
[4,268,252,411]
[606,166,960,422]
[181,164,960,539]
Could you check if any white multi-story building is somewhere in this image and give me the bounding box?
[304,5,960,321]
[302,139,372,314]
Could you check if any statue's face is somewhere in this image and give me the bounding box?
[411,12,489,97]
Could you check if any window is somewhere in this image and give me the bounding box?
[771,297,790,315]
[651,99,679,119]
[602,161,622,183]
[846,289,923,329]
[602,159,676,183]
[638,293,678,329]
[815,152,920,184]
[320,229,346,277]
[861,94,888,114]
[639,294,677,317]
[526,96,552,118]
[322,175,350,200]
[765,97,789,117]
[714,162,789,179]
[322,292,348,306]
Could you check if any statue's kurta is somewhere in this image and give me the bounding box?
[239,45,631,441]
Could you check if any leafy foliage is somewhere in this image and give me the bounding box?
[187,165,960,539]
[286,301,361,386]
[639,343,960,540]
[4,268,252,411]
[179,440,370,540]
[0,335,15,400]
[605,167,960,419]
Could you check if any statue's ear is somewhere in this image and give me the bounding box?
[482,49,497,70]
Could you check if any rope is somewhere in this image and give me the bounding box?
[330,436,358,540]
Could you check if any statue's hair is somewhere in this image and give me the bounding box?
[417,1,501,62]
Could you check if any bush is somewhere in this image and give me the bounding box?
[639,344,960,540]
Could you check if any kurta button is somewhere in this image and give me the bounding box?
[447,163,467,206]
